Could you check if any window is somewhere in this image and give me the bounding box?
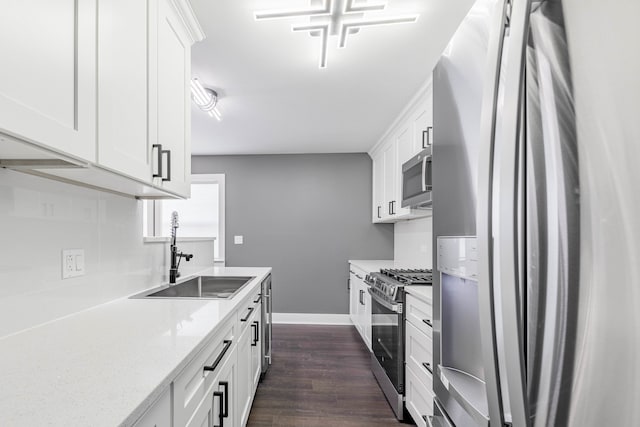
[144,174,225,261]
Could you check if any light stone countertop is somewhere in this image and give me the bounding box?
[405,285,433,304]
[0,266,271,427]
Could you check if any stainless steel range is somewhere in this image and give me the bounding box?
[366,268,433,421]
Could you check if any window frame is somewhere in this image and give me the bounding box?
[143,174,225,263]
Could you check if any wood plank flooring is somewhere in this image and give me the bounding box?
[247,324,413,427]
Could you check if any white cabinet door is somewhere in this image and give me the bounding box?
[186,349,236,427]
[214,347,237,427]
[185,393,214,427]
[0,0,96,162]
[362,286,372,351]
[97,0,151,182]
[349,270,359,325]
[382,141,397,218]
[372,151,385,222]
[237,316,253,426]
[251,305,263,390]
[153,0,192,197]
[411,95,433,156]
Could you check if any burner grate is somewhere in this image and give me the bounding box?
[380,268,433,285]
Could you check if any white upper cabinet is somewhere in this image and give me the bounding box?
[372,150,385,221]
[152,0,194,197]
[97,0,151,182]
[411,98,433,155]
[382,141,397,218]
[395,127,413,217]
[0,0,97,162]
[370,80,433,223]
[0,0,204,199]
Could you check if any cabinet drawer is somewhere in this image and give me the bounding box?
[406,320,433,387]
[406,364,435,427]
[173,319,235,427]
[405,294,433,338]
[350,265,367,283]
[237,286,261,334]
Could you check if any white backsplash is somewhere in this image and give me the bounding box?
[0,169,214,338]
[394,216,433,268]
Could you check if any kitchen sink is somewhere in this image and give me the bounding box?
[134,276,255,299]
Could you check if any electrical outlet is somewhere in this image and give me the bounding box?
[62,249,85,279]
[234,235,244,245]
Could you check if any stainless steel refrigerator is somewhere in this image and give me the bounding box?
[431,0,640,426]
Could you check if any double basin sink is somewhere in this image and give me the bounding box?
[134,275,256,300]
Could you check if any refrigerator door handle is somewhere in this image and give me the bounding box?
[476,0,511,426]
[495,0,532,425]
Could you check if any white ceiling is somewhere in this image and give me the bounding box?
[189,0,474,155]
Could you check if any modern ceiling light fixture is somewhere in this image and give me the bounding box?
[255,0,419,68]
[190,78,222,121]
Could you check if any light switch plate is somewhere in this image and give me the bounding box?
[62,249,85,279]
[234,235,244,245]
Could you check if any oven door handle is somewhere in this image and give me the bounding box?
[367,288,400,312]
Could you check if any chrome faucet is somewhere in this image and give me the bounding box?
[169,211,193,284]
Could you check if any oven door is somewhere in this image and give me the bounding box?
[369,288,404,394]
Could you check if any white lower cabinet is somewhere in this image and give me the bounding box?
[171,285,263,427]
[405,293,435,426]
[237,295,261,427]
[173,320,235,427]
[187,345,237,427]
[348,264,372,351]
[134,387,171,427]
[250,306,263,390]
[406,364,435,427]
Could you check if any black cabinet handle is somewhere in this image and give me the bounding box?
[241,307,254,322]
[422,362,432,374]
[204,340,233,373]
[355,274,363,280]
[359,289,365,305]
[213,391,224,427]
[219,381,229,417]
[152,144,163,178]
[389,201,396,215]
[252,320,260,345]
[347,278,350,291]
[251,322,258,346]
[254,295,262,303]
[422,126,433,148]
[161,149,171,182]
[377,205,381,218]
[422,319,433,327]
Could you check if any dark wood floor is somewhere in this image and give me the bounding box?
[247,324,412,427]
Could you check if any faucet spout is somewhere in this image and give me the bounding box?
[168,211,194,284]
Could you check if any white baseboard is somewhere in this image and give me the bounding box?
[272,313,352,325]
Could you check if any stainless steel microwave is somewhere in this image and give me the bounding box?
[401,147,432,208]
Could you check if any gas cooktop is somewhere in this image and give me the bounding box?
[380,268,433,285]
[365,268,433,303]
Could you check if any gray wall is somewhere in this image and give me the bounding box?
[192,154,394,314]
